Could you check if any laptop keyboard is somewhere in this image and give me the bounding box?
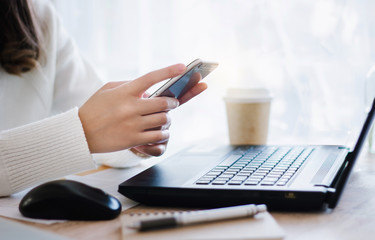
[195,146,314,186]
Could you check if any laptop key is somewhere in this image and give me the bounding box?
[276,181,287,186]
[252,172,267,177]
[263,176,279,181]
[227,167,241,171]
[279,177,291,182]
[268,172,282,177]
[231,176,248,181]
[243,167,257,171]
[216,175,232,179]
[211,181,227,185]
[283,173,295,177]
[274,167,288,171]
[205,171,221,176]
[261,182,276,186]
[228,181,243,185]
[238,171,253,175]
[237,173,251,177]
[247,177,263,182]
[198,177,215,181]
[221,173,235,178]
[233,163,247,167]
[196,180,211,185]
[244,181,259,185]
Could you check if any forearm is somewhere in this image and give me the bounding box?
[0,108,95,196]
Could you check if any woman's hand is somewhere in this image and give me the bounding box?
[79,64,186,153]
[132,81,208,157]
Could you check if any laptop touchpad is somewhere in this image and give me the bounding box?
[127,155,224,187]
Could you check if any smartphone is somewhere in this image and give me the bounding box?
[149,59,218,99]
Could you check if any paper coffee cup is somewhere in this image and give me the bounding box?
[224,88,272,145]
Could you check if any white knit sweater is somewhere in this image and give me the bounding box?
[0,0,141,196]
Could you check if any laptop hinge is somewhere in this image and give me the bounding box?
[313,184,336,206]
[325,187,336,203]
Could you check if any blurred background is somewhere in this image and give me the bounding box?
[52,0,375,154]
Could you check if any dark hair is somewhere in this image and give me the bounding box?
[0,0,40,75]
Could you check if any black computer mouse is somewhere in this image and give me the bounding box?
[19,180,122,220]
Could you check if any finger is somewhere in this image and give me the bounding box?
[138,97,179,115]
[145,118,171,131]
[136,129,170,146]
[140,112,171,131]
[129,64,186,95]
[134,144,167,157]
[161,119,171,130]
[178,82,208,105]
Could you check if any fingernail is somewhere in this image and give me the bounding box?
[168,99,180,109]
[162,130,170,139]
[158,144,166,152]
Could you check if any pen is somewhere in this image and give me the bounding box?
[129,204,267,231]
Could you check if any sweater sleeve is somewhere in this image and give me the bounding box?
[44,2,146,168]
[0,108,95,197]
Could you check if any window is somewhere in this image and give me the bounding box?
[53,0,375,152]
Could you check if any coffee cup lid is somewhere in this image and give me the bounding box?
[224,88,272,103]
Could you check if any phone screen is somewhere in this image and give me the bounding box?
[158,63,203,99]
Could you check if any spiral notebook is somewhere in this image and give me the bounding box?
[121,206,285,240]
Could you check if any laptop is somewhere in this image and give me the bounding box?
[119,98,375,211]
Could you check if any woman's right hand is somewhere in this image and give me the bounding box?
[78,64,186,153]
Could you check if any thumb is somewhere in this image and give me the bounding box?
[126,64,186,95]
